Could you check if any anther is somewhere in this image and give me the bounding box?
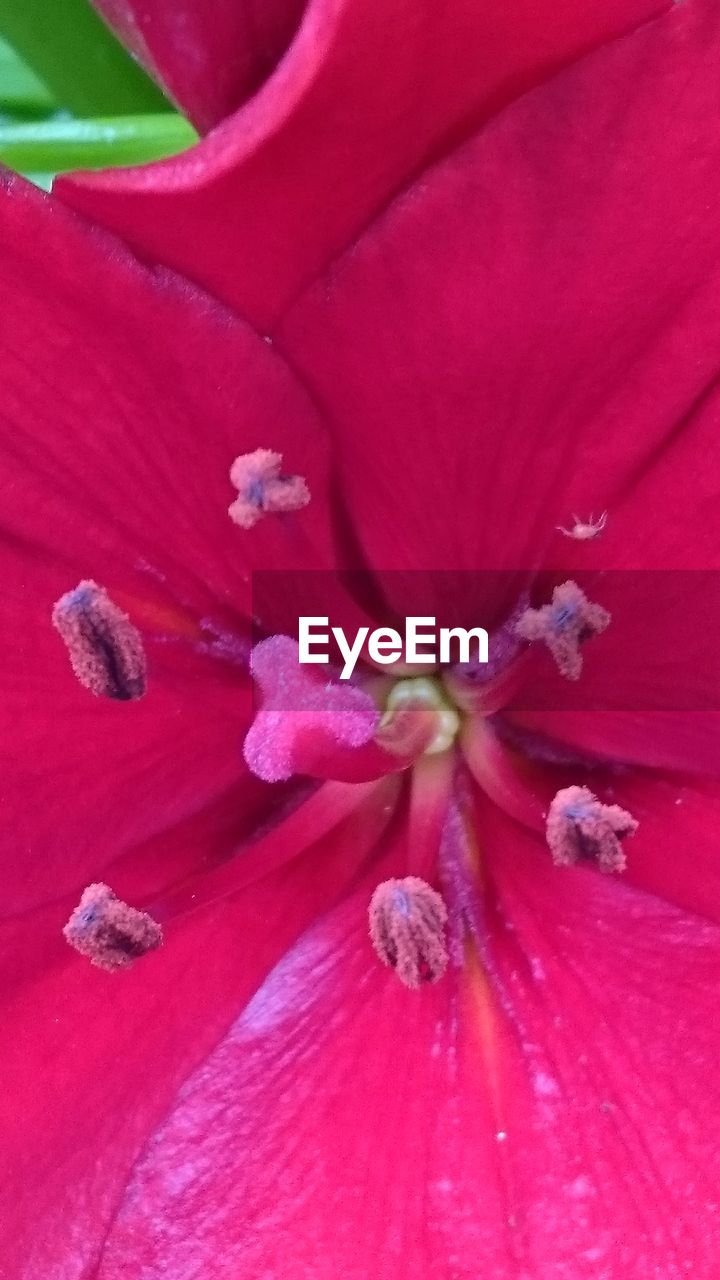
[52,580,146,700]
[546,785,637,873]
[368,876,448,989]
[515,580,609,680]
[228,449,310,529]
[63,883,163,971]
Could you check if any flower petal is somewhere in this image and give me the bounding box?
[605,772,720,924]
[57,0,669,329]
[0,176,337,604]
[0,176,339,908]
[0,783,396,1279]
[91,0,306,131]
[505,708,720,778]
[1,571,256,913]
[84,816,720,1277]
[276,0,720,595]
[505,568,720,775]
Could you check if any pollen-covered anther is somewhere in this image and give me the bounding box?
[52,580,146,700]
[63,883,163,972]
[228,448,310,529]
[515,580,610,680]
[369,876,448,989]
[546,785,638,873]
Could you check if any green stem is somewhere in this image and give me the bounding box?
[0,114,197,172]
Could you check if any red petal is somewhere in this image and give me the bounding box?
[276,0,720,592]
[91,0,305,131]
[463,717,720,925]
[57,0,669,329]
[607,772,720,924]
[0,784,397,1278]
[0,176,339,908]
[83,816,720,1277]
[505,569,720,775]
[506,708,720,778]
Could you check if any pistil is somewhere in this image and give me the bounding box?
[243,635,379,782]
[381,677,460,755]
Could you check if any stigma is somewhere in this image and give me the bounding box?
[228,449,310,528]
[546,785,638,873]
[515,580,610,680]
[368,876,448,988]
[52,580,146,700]
[243,635,378,782]
[63,883,163,971]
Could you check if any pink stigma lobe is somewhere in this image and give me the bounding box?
[228,449,310,528]
[546,785,638,873]
[63,883,163,971]
[515,580,610,680]
[243,635,379,782]
[52,580,146,700]
[369,876,448,989]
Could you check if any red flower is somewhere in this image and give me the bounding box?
[4,1,720,1276]
[59,0,670,327]
[89,0,307,132]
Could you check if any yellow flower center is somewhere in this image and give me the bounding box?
[381,676,461,755]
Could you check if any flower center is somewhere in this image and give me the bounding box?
[380,677,460,756]
[55,452,635,989]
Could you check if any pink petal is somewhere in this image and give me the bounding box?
[57,0,669,329]
[276,0,720,595]
[86,815,720,1277]
[91,0,305,131]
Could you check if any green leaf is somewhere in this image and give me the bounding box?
[0,37,56,116]
[0,0,169,115]
[0,114,197,175]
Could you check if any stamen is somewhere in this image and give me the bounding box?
[368,876,448,988]
[515,580,609,680]
[546,785,637,873]
[63,883,163,971]
[243,635,378,782]
[52,580,146,700]
[228,449,310,528]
